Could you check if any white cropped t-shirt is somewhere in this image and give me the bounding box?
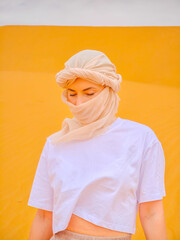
[28,117,166,234]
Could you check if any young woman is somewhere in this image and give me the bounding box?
[28,49,167,240]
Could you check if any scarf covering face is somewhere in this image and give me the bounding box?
[49,49,122,145]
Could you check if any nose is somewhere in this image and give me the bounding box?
[75,96,84,106]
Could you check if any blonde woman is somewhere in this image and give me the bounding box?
[28,50,167,240]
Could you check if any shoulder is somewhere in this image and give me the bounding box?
[122,119,165,167]
[121,118,158,136]
[120,118,161,145]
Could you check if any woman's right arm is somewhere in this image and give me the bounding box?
[29,209,53,240]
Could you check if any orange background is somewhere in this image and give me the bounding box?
[0,26,179,239]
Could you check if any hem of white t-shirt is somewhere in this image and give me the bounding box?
[138,192,166,204]
[53,208,136,235]
[27,200,53,212]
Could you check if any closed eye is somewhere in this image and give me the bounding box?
[70,93,95,96]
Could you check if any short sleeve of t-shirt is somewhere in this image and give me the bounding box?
[27,138,53,211]
[137,137,166,204]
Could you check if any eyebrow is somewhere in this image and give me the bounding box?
[67,87,97,92]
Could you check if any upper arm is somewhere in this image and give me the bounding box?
[137,139,166,204]
[28,138,54,211]
[139,199,164,220]
[36,208,53,221]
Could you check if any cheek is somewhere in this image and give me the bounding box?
[95,90,102,96]
[67,95,74,103]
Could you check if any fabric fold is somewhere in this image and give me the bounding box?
[49,86,120,145]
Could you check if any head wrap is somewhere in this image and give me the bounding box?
[49,49,122,145]
[56,49,122,93]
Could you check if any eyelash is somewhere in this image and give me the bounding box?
[70,93,95,96]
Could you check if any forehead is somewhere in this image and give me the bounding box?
[67,78,102,90]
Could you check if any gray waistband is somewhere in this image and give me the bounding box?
[53,229,132,240]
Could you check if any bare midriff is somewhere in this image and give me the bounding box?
[55,214,132,237]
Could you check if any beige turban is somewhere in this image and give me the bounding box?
[49,49,122,145]
[56,49,122,93]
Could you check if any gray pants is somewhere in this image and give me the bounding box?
[50,229,132,240]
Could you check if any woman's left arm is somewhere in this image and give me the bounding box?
[139,199,167,240]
